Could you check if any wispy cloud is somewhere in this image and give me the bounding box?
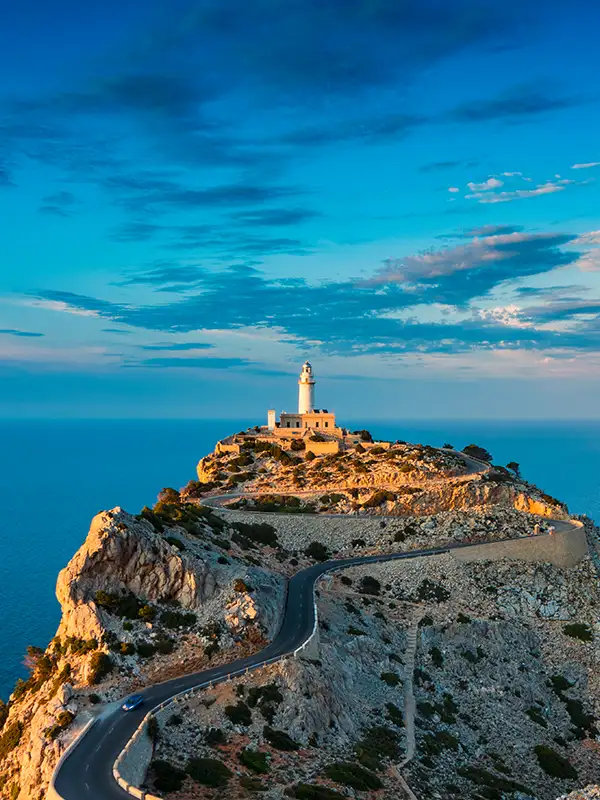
[571,161,600,170]
[0,328,44,338]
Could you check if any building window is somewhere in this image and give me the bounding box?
[305,422,308,427]
[316,422,319,427]
[325,421,329,427]
[286,422,290,428]
[296,422,300,428]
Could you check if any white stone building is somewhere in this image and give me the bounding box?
[268,361,339,433]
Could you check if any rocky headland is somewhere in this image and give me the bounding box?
[0,433,598,800]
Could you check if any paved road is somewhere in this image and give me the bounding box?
[53,542,463,799]
[52,457,574,799]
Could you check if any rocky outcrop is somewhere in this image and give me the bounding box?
[56,508,216,640]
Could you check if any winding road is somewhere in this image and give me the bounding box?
[50,456,580,799]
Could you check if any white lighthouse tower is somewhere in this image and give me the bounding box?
[298,361,315,414]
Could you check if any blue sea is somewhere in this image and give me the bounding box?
[1,418,600,700]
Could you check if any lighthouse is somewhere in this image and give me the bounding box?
[298,361,315,414]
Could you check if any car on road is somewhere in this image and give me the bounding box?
[121,694,144,712]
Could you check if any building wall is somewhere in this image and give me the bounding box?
[305,440,340,455]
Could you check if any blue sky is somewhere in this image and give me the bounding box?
[2,0,600,419]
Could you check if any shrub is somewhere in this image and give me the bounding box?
[416,579,450,602]
[152,759,186,792]
[187,757,232,787]
[548,674,572,694]
[534,745,578,779]
[120,642,135,656]
[385,703,404,726]
[355,725,400,769]
[158,487,181,504]
[233,578,252,593]
[122,621,133,631]
[462,444,493,462]
[165,536,185,550]
[135,642,156,658]
[167,714,183,726]
[380,672,401,687]
[239,749,270,774]
[430,646,444,667]
[263,725,299,751]
[563,623,593,642]
[324,762,382,791]
[340,575,352,586]
[305,542,330,562]
[362,490,395,508]
[247,684,283,723]
[160,609,196,629]
[0,722,22,760]
[240,775,267,791]
[88,693,100,704]
[205,727,227,745]
[225,701,252,726]
[233,521,278,548]
[347,625,366,636]
[138,604,156,622]
[564,698,597,738]
[294,785,343,799]
[526,706,547,727]
[456,613,471,624]
[88,652,113,685]
[359,576,381,596]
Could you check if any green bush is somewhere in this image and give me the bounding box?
[160,609,196,629]
[120,642,135,656]
[359,576,381,596]
[88,652,113,685]
[355,725,400,769]
[458,765,532,794]
[462,444,493,462]
[324,762,382,790]
[247,684,283,723]
[526,706,547,727]
[187,757,232,787]
[239,748,270,773]
[0,722,22,760]
[430,646,444,667]
[456,613,471,624]
[362,490,395,508]
[416,579,450,602]
[152,759,186,792]
[225,701,252,726]
[263,725,299,751]
[380,672,401,687]
[164,536,185,550]
[135,642,156,658]
[205,727,227,745]
[294,786,343,799]
[233,521,278,547]
[534,745,578,779]
[385,703,404,726]
[563,623,593,642]
[347,625,366,636]
[240,775,267,791]
[305,542,330,562]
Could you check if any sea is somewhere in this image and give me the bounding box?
[1,418,599,700]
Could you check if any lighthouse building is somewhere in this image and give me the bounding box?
[268,361,338,433]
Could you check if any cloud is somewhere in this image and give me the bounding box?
[571,161,600,170]
[0,163,16,187]
[420,159,479,173]
[227,208,321,227]
[139,342,214,351]
[32,224,597,359]
[467,178,503,191]
[448,187,460,193]
[471,224,522,236]
[0,328,44,338]
[130,356,254,369]
[466,180,566,203]
[449,85,580,123]
[280,113,426,147]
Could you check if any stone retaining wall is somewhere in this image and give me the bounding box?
[114,717,154,792]
[451,523,587,568]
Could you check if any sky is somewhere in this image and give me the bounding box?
[2,0,600,420]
